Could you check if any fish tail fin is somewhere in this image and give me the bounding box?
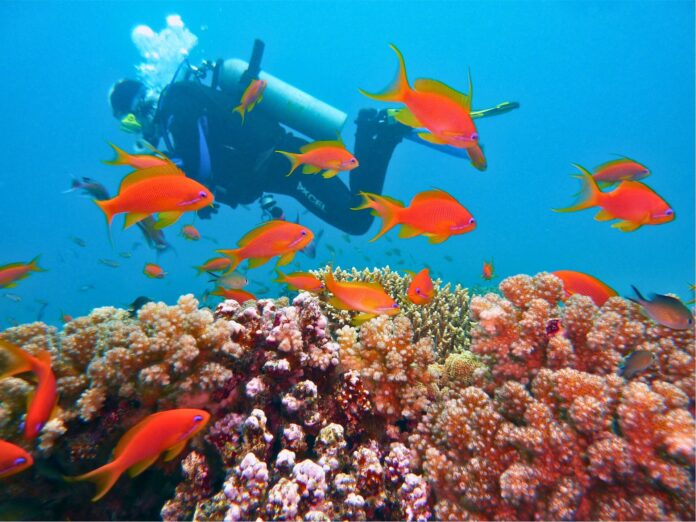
[102,142,128,166]
[323,267,337,292]
[359,43,410,102]
[275,151,301,176]
[629,285,645,304]
[273,269,286,284]
[0,340,34,379]
[62,177,81,194]
[217,249,242,272]
[94,199,116,249]
[94,199,117,226]
[65,461,122,502]
[553,164,602,213]
[28,255,46,272]
[232,104,245,125]
[352,192,403,242]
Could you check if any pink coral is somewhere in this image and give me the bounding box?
[339,315,435,424]
[409,272,694,520]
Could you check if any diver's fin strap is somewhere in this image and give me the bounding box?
[470,101,520,119]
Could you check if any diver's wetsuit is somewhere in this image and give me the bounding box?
[146,80,406,235]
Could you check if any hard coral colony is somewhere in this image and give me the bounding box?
[0,269,693,520]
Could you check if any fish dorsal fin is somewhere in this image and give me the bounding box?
[119,164,184,193]
[114,415,157,458]
[238,221,278,247]
[346,280,387,293]
[414,77,471,111]
[300,139,346,154]
[411,189,457,205]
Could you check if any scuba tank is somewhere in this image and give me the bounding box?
[217,40,347,141]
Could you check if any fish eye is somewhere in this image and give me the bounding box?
[392,303,399,308]
[14,457,26,465]
[199,191,207,198]
[471,133,478,141]
[301,230,307,236]
[415,287,421,294]
[193,415,204,423]
[469,217,476,224]
[665,209,674,216]
[351,158,357,163]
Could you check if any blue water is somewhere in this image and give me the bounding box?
[1,1,693,326]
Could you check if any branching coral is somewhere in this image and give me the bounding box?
[338,314,435,425]
[409,272,695,520]
[313,265,471,360]
[1,270,692,521]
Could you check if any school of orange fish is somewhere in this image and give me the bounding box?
[0,44,693,497]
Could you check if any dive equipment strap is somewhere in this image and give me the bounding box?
[470,101,520,119]
[240,39,265,84]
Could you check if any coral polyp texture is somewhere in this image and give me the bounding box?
[0,270,693,521]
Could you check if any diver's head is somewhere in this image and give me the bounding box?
[108,79,156,134]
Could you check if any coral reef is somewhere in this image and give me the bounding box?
[0,269,693,521]
[409,272,695,520]
[313,265,471,361]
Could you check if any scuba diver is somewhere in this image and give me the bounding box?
[108,40,518,235]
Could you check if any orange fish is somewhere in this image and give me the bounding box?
[0,340,57,440]
[94,163,214,230]
[554,165,674,232]
[360,44,480,151]
[276,138,359,179]
[0,439,33,479]
[591,156,649,188]
[143,263,165,279]
[233,79,267,124]
[217,221,314,272]
[181,225,201,241]
[353,189,476,243]
[102,142,170,170]
[482,259,495,280]
[194,257,231,274]
[0,256,45,289]
[66,409,210,501]
[407,268,434,305]
[324,270,399,325]
[552,270,617,307]
[210,287,257,304]
[274,269,324,293]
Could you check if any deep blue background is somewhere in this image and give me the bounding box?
[1,1,693,326]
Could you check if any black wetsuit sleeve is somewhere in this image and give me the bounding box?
[155,81,288,207]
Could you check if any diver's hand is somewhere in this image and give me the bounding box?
[198,203,220,220]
